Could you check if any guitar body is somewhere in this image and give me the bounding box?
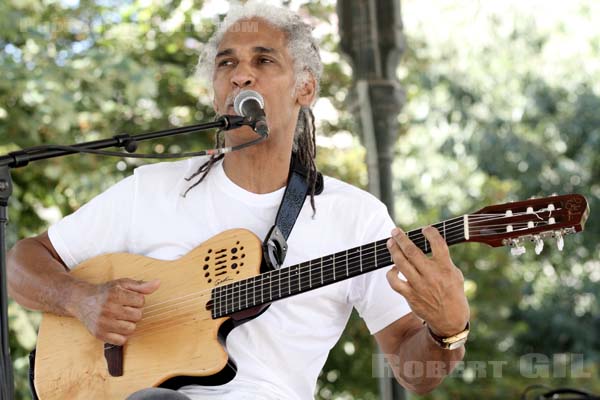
[33,229,265,400]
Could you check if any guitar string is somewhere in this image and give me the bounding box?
[138,212,501,313]
[137,230,468,321]
[212,222,550,314]
[138,208,557,313]
[138,217,465,313]
[139,225,469,317]
[138,220,546,326]
[140,218,549,318]
[107,207,567,347]
[119,220,557,343]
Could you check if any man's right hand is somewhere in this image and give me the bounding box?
[71,278,161,346]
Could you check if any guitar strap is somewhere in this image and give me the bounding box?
[262,151,323,270]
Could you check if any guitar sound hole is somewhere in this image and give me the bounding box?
[203,264,209,270]
[231,263,238,269]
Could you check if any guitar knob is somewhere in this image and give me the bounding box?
[534,236,544,255]
[511,245,526,256]
[508,239,526,256]
[555,231,564,251]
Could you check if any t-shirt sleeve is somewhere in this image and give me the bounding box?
[48,174,136,269]
[348,202,412,335]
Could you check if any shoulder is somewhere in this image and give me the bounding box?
[132,156,211,195]
[321,175,388,213]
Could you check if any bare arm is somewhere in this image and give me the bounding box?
[375,312,464,394]
[7,231,84,317]
[378,226,470,393]
[7,231,160,345]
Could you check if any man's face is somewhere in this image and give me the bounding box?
[212,18,302,143]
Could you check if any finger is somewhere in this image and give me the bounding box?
[107,319,137,336]
[422,226,450,261]
[114,287,145,308]
[119,279,161,295]
[386,266,413,298]
[387,238,421,283]
[116,305,143,322]
[103,332,128,346]
[392,228,428,267]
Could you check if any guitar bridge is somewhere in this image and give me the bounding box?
[104,343,123,377]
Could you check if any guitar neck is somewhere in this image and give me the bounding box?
[211,216,467,318]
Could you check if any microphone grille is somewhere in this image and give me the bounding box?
[233,90,265,116]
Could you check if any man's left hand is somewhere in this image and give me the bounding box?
[385,226,470,337]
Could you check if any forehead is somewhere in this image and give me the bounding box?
[217,18,289,55]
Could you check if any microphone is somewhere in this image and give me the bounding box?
[233,90,269,137]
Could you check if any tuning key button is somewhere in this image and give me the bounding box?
[556,231,564,251]
[534,236,544,255]
[511,245,526,256]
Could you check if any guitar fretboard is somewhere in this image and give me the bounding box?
[211,216,465,318]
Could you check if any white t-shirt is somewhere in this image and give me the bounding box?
[48,157,411,400]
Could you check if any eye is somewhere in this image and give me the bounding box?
[217,59,234,68]
[258,57,274,64]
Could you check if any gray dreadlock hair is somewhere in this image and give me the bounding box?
[184,1,323,214]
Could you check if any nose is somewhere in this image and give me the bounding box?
[230,63,255,88]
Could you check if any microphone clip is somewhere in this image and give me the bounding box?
[218,115,269,137]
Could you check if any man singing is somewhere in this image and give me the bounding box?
[8,2,469,399]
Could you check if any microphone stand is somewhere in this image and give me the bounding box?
[0,115,250,400]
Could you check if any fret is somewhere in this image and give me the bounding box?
[297,264,302,293]
[309,260,312,288]
[278,269,282,299]
[236,282,241,312]
[374,241,377,267]
[288,267,291,295]
[320,256,324,285]
[345,250,349,277]
[424,234,428,253]
[244,279,248,309]
[359,245,363,272]
[269,272,273,301]
[442,220,446,241]
[225,283,230,314]
[332,253,336,281]
[258,274,265,304]
[216,287,221,318]
[230,282,236,313]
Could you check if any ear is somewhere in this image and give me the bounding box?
[296,72,317,107]
[212,96,218,114]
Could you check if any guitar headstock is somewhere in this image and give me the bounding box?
[467,194,589,255]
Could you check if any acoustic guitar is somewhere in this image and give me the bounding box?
[32,194,589,399]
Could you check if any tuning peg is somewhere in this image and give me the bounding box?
[508,239,526,256]
[511,245,526,256]
[534,235,544,255]
[555,231,564,251]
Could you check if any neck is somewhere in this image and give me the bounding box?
[222,135,292,194]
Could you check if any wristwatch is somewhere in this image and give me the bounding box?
[424,321,470,350]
